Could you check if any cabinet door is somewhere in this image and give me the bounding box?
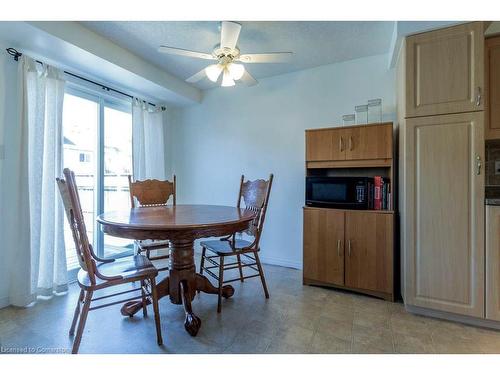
[485,36,500,139]
[406,22,484,117]
[305,129,345,161]
[486,206,500,321]
[303,208,344,285]
[404,112,484,317]
[344,123,393,160]
[345,211,393,293]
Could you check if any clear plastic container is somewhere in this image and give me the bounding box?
[355,105,368,125]
[367,99,382,123]
[342,114,355,126]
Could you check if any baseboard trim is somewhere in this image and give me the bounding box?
[193,248,302,270]
[0,296,10,309]
[258,255,302,270]
[406,304,500,331]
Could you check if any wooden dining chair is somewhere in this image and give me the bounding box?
[128,175,176,272]
[199,174,273,313]
[57,168,162,354]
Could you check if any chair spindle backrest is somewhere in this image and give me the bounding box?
[237,174,273,248]
[128,175,176,208]
[56,168,97,285]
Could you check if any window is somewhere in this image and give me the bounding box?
[79,152,91,163]
[62,87,134,275]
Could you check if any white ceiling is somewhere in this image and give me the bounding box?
[80,21,395,90]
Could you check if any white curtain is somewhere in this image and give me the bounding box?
[9,56,67,306]
[132,99,166,180]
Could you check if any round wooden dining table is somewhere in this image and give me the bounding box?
[97,204,256,336]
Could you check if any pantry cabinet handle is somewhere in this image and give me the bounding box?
[476,87,482,106]
[337,239,341,257]
[339,136,344,152]
[476,155,482,175]
[349,136,353,151]
[348,240,351,257]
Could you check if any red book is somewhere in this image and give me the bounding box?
[374,176,382,210]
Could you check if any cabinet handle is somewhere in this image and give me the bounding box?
[339,136,344,152]
[476,87,482,106]
[349,136,353,151]
[337,239,341,257]
[476,155,482,175]
[348,240,352,257]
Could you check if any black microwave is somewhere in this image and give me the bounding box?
[305,176,370,209]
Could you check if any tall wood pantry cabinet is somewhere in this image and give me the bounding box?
[303,123,396,301]
[399,22,489,320]
[486,205,500,321]
[485,35,500,139]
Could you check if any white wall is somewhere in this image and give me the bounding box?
[0,40,21,307]
[171,53,396,269]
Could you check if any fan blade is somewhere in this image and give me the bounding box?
[186,69,207,83]
[240,70,258,86]
[158,46,215,60]
[220,21,241,50]
[238,52,293,63]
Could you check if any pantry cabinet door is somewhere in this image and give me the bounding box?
[406,22,484,117]
[404,112,484,317]
[485,36,500,139]
[344,211,393,294]
[305,128,345,161]
[486,205,500,321]
[344,123,393,160]
[303,208,344,285]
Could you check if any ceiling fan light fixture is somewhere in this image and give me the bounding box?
[205,64,223,82]
[227,63,245,80]
[221,68,235,87]
[163,22,293,87]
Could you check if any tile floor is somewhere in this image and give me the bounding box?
[1,259,500,354]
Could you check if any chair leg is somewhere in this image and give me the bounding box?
[72,290,92,354]
[217,256,225,313]
[134,241,142,255]
[236,254,244,282]
[150,277,163,346]
[69,289,84,336]
[140,280,148,317]
[254,251,270,299]
[199,246,206,275]
[197,246,207,295]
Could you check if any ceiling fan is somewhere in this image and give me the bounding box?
[158,21,293,87]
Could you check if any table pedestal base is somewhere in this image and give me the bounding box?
[120,239,234,336]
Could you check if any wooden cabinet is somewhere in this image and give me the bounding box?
[486,205,500,321]
[303,208,344,285]
[304,122,395,301]
[405,22,484,118]
[345,211,393,294]
[403,112,484,317]
[344,123,393,160]
[305,123,393,163]
[485,36,500,139]
[303,208,394,300]
[305,128,344,161]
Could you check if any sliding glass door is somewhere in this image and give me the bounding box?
[62,87,133,274]
[62,91,99,272]
[102,104,134,258]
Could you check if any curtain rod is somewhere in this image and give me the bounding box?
[6,47,165,111]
